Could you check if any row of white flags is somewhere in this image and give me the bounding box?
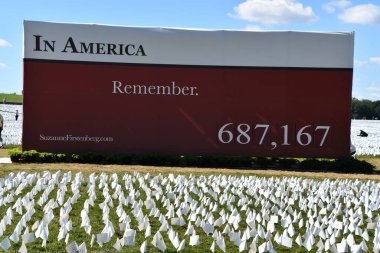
[0,171,380,252]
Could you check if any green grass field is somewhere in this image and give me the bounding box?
[0,92,22,104]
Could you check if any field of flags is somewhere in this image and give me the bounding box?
[351,120,380,156]
[0,170,380,252]
[0,104,22,146]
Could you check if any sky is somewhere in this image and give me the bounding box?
[0,0,380,100]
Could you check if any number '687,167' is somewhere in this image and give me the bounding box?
[217,123,330,148]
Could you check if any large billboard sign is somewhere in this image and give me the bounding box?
[23,21,354,158]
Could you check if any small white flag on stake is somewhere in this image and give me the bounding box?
[295,234,302,246]
[90,234,95,248]
[40,236,47,247]
[65,234,70,245]
[239,240,247,252]
[0,237,11,251]
[19,243,27,253]
[31,221,39,231]
[274,232,282,245]
[123,229,136,246]
[347,234,355,247]
[145,225,151,238]
[78,242,87,253]
[65,241,78,253]
[282,235,293,248]
[140,240,147,253]
[248,240,257,253]
[177,239,185,251]
[185,223,194,236]
[350,244,362,253]
[189,231,200,246]
[203,222,214,235]
[217,236,226,253]
[152,232,167,252]
[113,238,122,252]
[336,239,347,253]
[58,227,67,241]
[214,217,224,227]
[258,242,267,253]
[361,240,368,251]
[97,233,110,246]
[362,230,369,241]
[210,241,215,253]
[10,229,20,244]
[22,233,35,244]
[222,224,231,235]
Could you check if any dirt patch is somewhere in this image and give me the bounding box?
[0,148,8,157]
[1,162,380,181]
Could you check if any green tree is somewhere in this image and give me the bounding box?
[352,98,380,119]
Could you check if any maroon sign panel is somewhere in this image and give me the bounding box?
[23,21,354,158]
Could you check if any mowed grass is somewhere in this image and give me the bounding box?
[358,155,380,171]
[0,93,22,104]
[0,167,379,252]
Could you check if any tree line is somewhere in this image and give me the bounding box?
[352,98,380,120]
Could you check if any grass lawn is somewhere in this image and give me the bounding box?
[0,92,22,104]
[358,155,380,171]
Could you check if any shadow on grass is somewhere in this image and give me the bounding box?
[7,148,376,175]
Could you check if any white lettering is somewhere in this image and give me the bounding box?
[172,81,181,96]
[148,85,156,95]
[157,86,170,95]
[112,81,123,93]
[133,85,147,95]
[182,86,189,95]
[124,85,132,94]
[111,81,199,96]
[217,123,331,149]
